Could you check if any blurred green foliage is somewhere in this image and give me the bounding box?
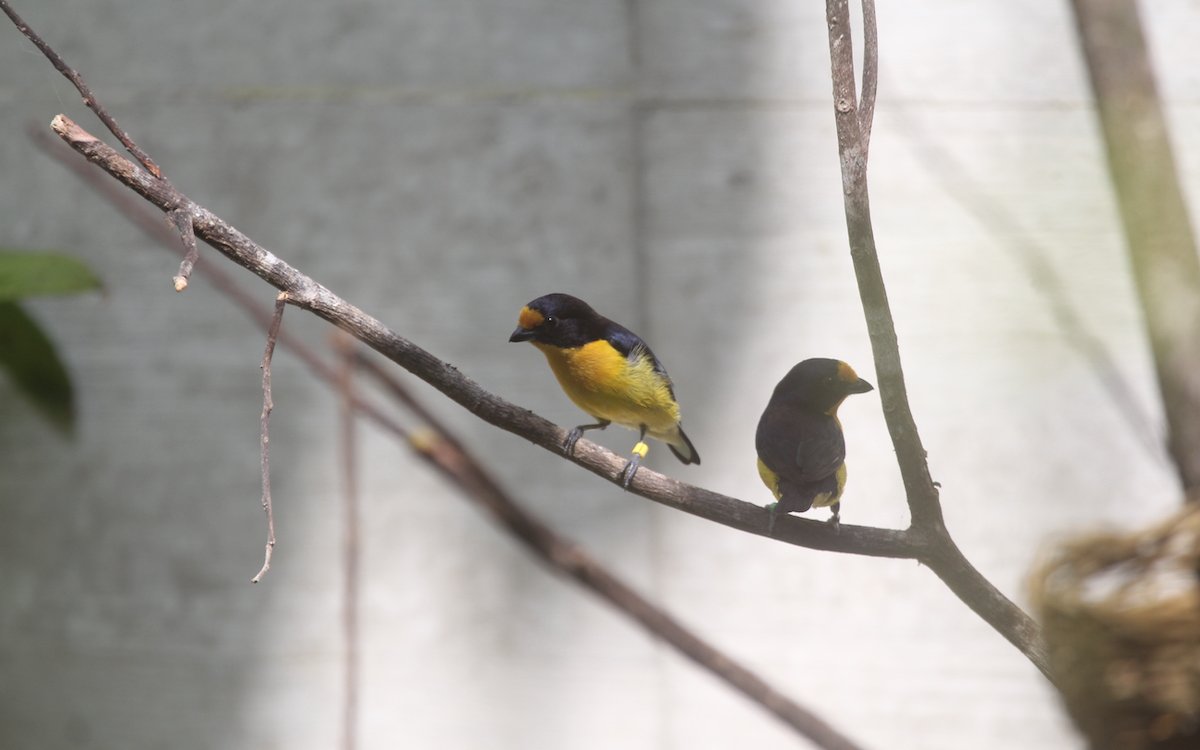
[0,251,102,433]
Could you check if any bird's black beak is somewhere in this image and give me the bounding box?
[509,327,536,343]
[850,378,874,394]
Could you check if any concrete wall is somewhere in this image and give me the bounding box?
[1,1,1195,747]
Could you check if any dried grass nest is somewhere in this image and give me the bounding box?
[1031,505,1200,750]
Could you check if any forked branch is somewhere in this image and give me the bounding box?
[823,0,1050,678]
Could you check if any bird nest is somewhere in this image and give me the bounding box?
[1031,505,1200,750]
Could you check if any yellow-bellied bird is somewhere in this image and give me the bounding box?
[756,358,873,531]
[509,293,699,488]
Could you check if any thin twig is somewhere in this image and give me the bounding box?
[857,0,878,157]
[823,0,1052,678]
[31,129,869,748]
[251,292,287,583]
[334,334,360,750]
[168,208,200,292]
[0,0,164,180]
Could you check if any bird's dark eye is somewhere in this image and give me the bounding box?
[544,316,558,327]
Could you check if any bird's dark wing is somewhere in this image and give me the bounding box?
[792,424,845,483]
[756,408,845,485]
[604,321,677,398]
[603,323,642,358]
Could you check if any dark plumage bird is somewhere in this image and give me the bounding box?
[756,358,873,531]
[509,293,699,487]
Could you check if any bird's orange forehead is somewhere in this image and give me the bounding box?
[518,306,544,330]
[836,361,859,383]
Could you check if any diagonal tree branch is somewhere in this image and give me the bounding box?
[0,0,164,179]
[49,111,920,560]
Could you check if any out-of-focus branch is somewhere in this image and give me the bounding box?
[823,0,1051,679]
[1069,0,1200,495]
[334,335,361,750]
[888,104,1163,463]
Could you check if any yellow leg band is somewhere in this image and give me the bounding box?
[631,441,649,459]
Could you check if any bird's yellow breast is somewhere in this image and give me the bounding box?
[534,340,680,435]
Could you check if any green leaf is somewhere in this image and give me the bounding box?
[0,301,75,433]
[0,251,102,301]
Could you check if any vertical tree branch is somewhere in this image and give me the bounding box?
[1068,0,1200,495]
[825,0,942,530]
[824,1,1051,677]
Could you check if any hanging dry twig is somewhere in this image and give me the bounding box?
[348,360,869,749]
[251,292,288,583]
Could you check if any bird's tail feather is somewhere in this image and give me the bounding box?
[667,424,700,465]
